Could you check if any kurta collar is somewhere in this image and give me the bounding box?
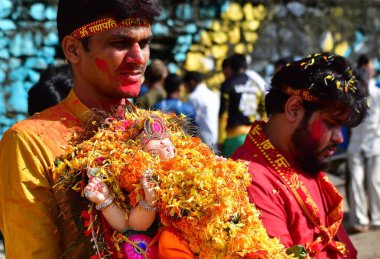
[62,89,91,124]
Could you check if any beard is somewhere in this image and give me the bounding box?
[291,116,331,176]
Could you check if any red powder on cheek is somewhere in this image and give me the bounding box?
[95,59,113,80]
[309,119,325,141]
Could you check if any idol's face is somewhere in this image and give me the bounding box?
[143,137,175,160]
[291,110,344,174]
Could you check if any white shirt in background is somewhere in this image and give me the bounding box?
[188,83,220,149]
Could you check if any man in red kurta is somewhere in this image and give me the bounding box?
[231,53,369,259]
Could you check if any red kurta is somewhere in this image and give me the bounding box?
[231,121,357,259]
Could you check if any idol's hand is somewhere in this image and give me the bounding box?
[215,155,227,161]
[141,169,156,203]
[84,177,110,205]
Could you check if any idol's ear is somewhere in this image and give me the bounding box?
[61,35,83,64]
[284,95,304,123]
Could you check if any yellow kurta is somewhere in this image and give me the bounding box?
[0,90,90,258]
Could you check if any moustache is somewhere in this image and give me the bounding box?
[324,143,337,151]
[320,143,338,158]
[118,64,145,73]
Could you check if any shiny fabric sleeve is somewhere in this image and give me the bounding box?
[158,228,195,259]
[0,129,62,258]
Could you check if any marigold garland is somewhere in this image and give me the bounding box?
[53,106,294,258]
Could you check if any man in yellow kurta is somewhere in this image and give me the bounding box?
[0,91,89,257]
[0,0,161,257]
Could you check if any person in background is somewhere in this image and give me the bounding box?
[183,71,219,151]
[153,73,195,122]
[135,59,168,109]
[221,56,234,79]
[28,64,73,116]
[223,54,268,93]
[231,52,368,258]
[346,53,380,233]
[357,54,377,87]
[0,0,161,257]
[219,53,266,157]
